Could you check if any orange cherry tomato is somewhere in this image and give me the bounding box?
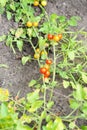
[40,67,47,74]
[26,21,32,27]
[58,34,62,40]
[34,1,39,6]
[46,59,52,65]
[53,35,60,42]
[33,22,39,27]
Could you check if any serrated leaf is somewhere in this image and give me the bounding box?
[47,101,54,109]
[6,11,12,20]
[69,99,79,109]
[68,51,75,61]
[82,73,87,84]
[17,40,23,52]
[73,84,85,101]
[0,103,8,117]
[0,35,6,42]
[0,0,7,7]
[29,100,43,113]
[69,122,76,129]
[28,79,37,87]
[15,28,23,38]
[27,89,40,103]
[63,80,70,88]
[22,56,31,65]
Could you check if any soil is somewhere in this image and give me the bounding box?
[0,0,87,127]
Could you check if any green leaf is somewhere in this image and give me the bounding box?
[81,126,87,130]
[50,13,58,22]
[28,80,37,87]
[6,35,13,46]
[68,16,78,26]
[68,51,75,61]
[69,122,76,129]
[0,0,7,7]
[53,117,65,130]
[63,80,70,88]
[73,84,85,101]
[82,73,87,84]
[22,56,31,65]
[41,111,47,119]
[0,103,8,117]
[58,16,66,22]
[0,35,6,42]
[6,11,12,20]
[47,101,54,109]
[69,99,80,109]
[15,28,24,38]
[10,2,16,11]
[39,37,46,50]
[29,100,43,113]
[17,40,23,52]
[0,64,9,68]
[27,89,40,103]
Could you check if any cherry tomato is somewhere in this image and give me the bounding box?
[33,22,39,27]
[40,50,47,56]
[46,59,52,65]
[53,35,60,42]
[44,70,50,77]
[34,53,40,59]
[34,1,39,6]
[44,64,50,70]
[40,67,47,74]
[47,34,53,40]
[41,0,47,6]
[26,21,32,27]
[58,34,62,40]
[36,48,40,53]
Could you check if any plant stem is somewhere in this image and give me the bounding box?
[50,44,56,101]
[53,44,56,82]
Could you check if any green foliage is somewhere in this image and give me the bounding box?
[0,0,87,129]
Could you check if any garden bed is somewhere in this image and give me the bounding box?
[0,0,87,129]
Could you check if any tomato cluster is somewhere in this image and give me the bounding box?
[47,34,62,42]
[34,0,47,7]
[34,48,47,59]
[26,21,39,27]
[40,59,52,80]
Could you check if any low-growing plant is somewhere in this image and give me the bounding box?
[0,0,87,130]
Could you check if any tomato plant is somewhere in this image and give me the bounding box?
[0,0,87,129]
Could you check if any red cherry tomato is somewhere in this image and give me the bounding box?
[40,67,47,74]
[46,59,52,65]
[44,70,50,77]
[47,34,53,40]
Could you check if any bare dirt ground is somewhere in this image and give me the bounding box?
[0,0,87,126]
